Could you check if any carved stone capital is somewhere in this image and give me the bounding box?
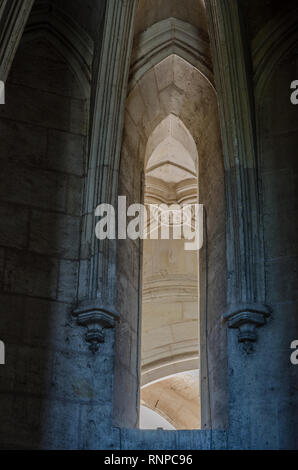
[223,303,271,343]
[73,302,120,353]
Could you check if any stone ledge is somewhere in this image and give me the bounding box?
[223,303,271,343]
[73,301,120,353]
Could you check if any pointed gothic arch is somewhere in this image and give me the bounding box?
[253,6,298,104]
[114,50,227,430]
[129,17,214,92]
[19,3,93,98]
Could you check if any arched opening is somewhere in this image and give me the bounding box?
[140,114,200,429]
[114,0,227,431]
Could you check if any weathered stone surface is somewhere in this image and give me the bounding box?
[0,84,71,131]
[70,98,88,135]
[66,175,83,216]
[10,49,85,99]
[0,118,47,167]
[120,429,227,451]
[57,260,79,303]
[0,202,28,249]
[29,211,80,260]
[0,163,68,213]
[47,130,86,177]
[78,406,119,450]
[4,250,59,299]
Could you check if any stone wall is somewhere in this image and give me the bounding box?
[259,46,298,449]
[0,30,97,449]
[225,7,298,451]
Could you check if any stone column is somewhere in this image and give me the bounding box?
[206,0,274,449]
[0,0,34,81]
[74,0,138,352]
[205,0,271,346]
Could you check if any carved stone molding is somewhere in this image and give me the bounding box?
[129,17,213,91]
[74,303,120,353]
[74,0,138,351]
[23,1,93,96]
[0,0,34,81]
[223,304,271,343]
[205,0,271,346]
[253,7,298,103]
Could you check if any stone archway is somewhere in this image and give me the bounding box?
[140,114,200,429]
[115,52,226,430]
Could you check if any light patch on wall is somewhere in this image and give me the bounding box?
[290,80,298,104]
[0,340,5,365]
[0,81,5,104]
